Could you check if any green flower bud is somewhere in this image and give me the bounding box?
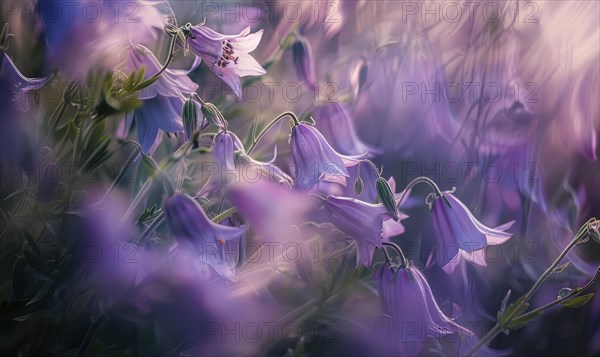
[376,177,399,220]
[201,102,223,127]
[182,99,198,141]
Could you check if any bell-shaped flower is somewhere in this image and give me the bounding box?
[322,195,393,267]
[313,103,380,157]
[163,192,247,258]
[431,191,514,272]
[123,44,198,153]
[1,51,49,111]
[199,131,292,196]
[1,50,49,175]
[188,25,266,98]
[236,148,293,187]
[377,262,472,356]
[213,130,236,173]
[292,36,317,90]
[290,123,365,190]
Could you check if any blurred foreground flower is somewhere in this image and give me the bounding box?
[164,192,246,262]
[377,262,472,356]
[36,0,162,80]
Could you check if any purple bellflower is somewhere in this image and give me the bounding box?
[124,44,198,153]
[290,122,365,190]
[213,130,236,173]
[187,25,266,98]
[163,192,247,263]
[199,130,292,196]
[313,102,380,157]
[323,195,393,267]
[197,129,237,196]
[1,51,49,111]
[1,50,49,174]
[431,191,514,273]
[292,35,317,90]
[377,262,472,356]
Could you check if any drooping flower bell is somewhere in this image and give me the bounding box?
[199,129,237,193]
[376,262,472,356]
[124,44,198,153]
[290,122,365,190]
[163,192,246,257]
[199,129,293,196]
[322,195,393,267]
[1,45,49,176]
[313,103,380,157]
[292,35,317,90]
[431,191,514,273]
[187,24,266,98]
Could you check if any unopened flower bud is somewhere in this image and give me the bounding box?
[182,98,199,141]
[376,176,399,221]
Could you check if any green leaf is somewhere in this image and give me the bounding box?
[138,205,162,224]
[500,295,530,325]
[500,289,512,313]
[141,154,161,176]
[504,310,543,329]
[81,135,111,172]
[67,120,78,142]
[134,75,160,91]
[553,262,570,273]
[562,293,595,308]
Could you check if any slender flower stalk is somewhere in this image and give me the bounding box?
[466,218,600,356]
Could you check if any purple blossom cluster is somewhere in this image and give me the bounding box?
[0,1,599,356]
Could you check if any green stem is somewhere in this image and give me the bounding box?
[399,176,446,203]
[247,111,300,155]
[465,218,597,357]
[120,178,154,223]
[136,213,165,245]
[515,266,600,322]
[381,242,409,268]
[148,34,177,81]
[76,315,105,357]
[522,218,594,302]
[466,324,502,356]
[96,142,141,206]
[212,207,237,223]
